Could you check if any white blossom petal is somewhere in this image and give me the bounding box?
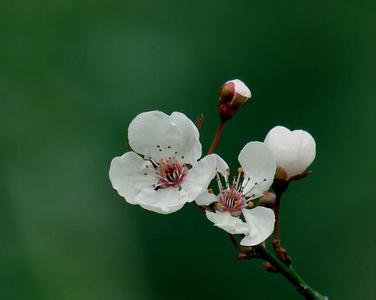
[170,112,202,165]
[109,152,155,205]
[213,153,230,178]
[227,79,251,98]
[182,154,226,202]
[206,211,251,235]
[238,142,276,199]
[135,187,188,214]
[264,126,316,178]
[240,207,275,246]
[128,111,201,165]
[195,191,218,206]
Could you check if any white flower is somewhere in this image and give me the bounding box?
[264,126,316,179]
[197,142,276,246]
[109,111,220,214]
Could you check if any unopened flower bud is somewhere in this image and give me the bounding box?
[264,126,316,180]
[218,79,251,121]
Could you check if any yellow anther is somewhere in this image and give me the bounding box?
[232,176,236,187]
[214,202,224,211]
[237,167,244,173]
[247,201,254,208]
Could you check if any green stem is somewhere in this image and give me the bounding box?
[255,245,328,300]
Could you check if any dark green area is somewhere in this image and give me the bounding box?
[1,0,375,299]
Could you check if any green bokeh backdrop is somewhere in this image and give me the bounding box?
[1,1,375,299]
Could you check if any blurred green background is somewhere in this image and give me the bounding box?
[1,0,375,299]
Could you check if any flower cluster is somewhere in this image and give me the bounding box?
[108,78,328,299]
[109,79,316,247]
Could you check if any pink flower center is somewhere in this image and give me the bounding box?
[157,160,186,188]
[218,188,245,213]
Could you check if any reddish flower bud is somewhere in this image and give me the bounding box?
[258,192,276,208]
[218,79,252,121]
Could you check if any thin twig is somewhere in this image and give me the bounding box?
[207,121,225,154]
[254,245,328,300]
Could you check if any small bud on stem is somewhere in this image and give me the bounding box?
[218,79,251,121]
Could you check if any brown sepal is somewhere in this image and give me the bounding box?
[263,261,279,273]
[273,239,292,265]
[289,170,311,182]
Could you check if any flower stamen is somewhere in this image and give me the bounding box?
[213,167,249,215]
[218,188,245,214]
[155,159,187,188]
